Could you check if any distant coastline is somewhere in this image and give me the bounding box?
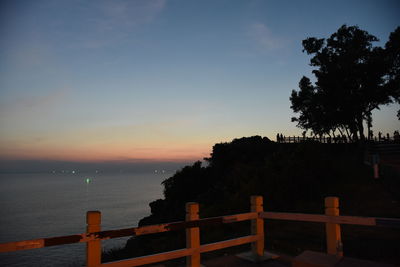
[0,159,191,174]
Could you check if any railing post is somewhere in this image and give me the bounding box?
[87,211,101,267]
[324,197,343,257]
[251,196,264,259]
[186,202,200,267]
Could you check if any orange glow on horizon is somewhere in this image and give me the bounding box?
[0,125,279,163]
[0,142,212,162]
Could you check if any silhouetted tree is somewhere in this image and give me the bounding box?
[384,27,400,119]
[291,25,399,141]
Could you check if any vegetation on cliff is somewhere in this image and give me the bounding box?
[104,136,400,264]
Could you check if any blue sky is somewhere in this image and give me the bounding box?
[0,0,399,161]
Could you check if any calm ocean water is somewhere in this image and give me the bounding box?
[0,171,169,266]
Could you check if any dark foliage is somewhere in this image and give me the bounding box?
[385,27,400,119]
[103,136,400,264]
[291,25,400,141]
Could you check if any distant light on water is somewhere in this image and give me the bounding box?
[85,178,92,184]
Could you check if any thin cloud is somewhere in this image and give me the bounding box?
[248,23,284,51]
[54,0,167,49]
[0,88,70,116]
[100,0,166,26]
[76,0,166,48]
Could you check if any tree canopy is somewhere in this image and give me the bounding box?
[385,27,400,119]
[290,25,400,141]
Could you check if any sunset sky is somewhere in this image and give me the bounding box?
[1,0,399,162]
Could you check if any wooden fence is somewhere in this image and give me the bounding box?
[278,135,400,144]
[278,136,348,143]
[1,196,399,267]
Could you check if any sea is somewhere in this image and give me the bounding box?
[0,170,172,267]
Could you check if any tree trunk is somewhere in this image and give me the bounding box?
[337,128,343,137]
[357,116,365,142]
[366,112,372,140]
[350,124,358,142]
[344,127,352,141]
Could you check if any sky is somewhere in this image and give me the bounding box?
[0,0,399,163]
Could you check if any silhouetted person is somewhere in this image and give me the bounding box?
[378,132,382,141]
[394,131,400,142]
[280,134,284,142]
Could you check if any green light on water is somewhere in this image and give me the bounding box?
[85,178,91,184]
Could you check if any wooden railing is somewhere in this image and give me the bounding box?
[277,136,350,144]
[1,196,399,267]
[278,136,349,143]
[277,135,400,144]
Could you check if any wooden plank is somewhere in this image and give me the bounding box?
[101,248,193,267]
[2,210,397,253]
[87,211,102,267]
[261,212,377,226]
[325,197,342,257]
[0,231,109,253]
[80,212,252,239]
[251,196,264,258]
[0,234,84,253]
[134,223,171,236]
[200,235,259,253]
[221,212,258,223]
[186,202,200,267]
[0,212,258,253]
[0,239,45,252]
[164,212,258,231]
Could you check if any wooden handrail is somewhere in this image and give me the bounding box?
[1,196,399,266]
[260,212,400,227]
[100,235,260,267]
[0,212,258,253]
[1,211,399,254]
